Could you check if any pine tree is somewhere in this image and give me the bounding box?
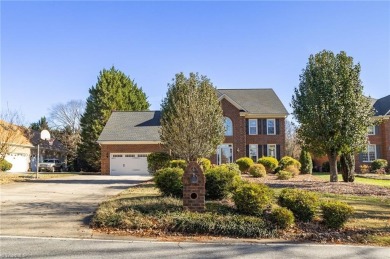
[78,67,149,171]
[299,149,312,174]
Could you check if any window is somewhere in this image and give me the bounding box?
[224,117,233,136]
[113,154,123,158]
[367,125,375,135]
[125,154,135,157]
[267,144,276,158]
[249,119,257,135]
[217,144,233,165]
[362,144,376,162]
[267,119,275,135]
[249,144,258,162]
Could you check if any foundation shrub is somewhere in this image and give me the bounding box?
[278,188,319,222]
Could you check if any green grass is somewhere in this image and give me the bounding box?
[313,172,390,188]
[0,172,79,184]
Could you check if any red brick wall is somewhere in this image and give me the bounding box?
[100,144,164,175]
[210,98,286,164]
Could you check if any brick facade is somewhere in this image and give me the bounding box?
[210,98,286,164]
[100,144,163,175]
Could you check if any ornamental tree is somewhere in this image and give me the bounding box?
[160,72,224,162]
[291,50,374,182]
[78,66,149,171]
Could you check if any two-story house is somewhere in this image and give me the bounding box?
[356,95,390,169]
[98,88,288,175]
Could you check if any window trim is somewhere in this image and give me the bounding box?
[267,144,277,158]
[224,117,233,136]
[367,125,375,135]
[267,119,276,135]
[362,144,377,162]
[248,119,258,135]
[249,144,258,162]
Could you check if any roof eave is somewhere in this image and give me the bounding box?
[97,140,162,145]
[218,94,247,112]
[240,112,289,118]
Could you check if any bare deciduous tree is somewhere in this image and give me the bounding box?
[285,120,301,159]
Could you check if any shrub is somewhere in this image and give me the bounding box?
[169,160,187,170]
[233,182,274,216]
[371,159,388,171]
[198,158,211,171]
[299,150,313,174]
[284,165,300,176]
[276,170,293,180]
[279,156,301,170]
[359,164,370,174]
[248,164,266,178]
[278,188,319,222]
[205,165,241,200]
[154,167,184,198]
[147,152,171,174]
[258,157,279,173]
[235,157,254,173]
[222,163,241,174]
[0,159,12,172]
[268,207,295,230]
[321,201,354,229]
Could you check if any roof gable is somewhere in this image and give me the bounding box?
[217,89,288,115]
[373,95,390,116]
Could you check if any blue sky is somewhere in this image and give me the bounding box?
[1,1,389,125]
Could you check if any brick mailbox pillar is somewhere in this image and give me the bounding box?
[183,161,205,212]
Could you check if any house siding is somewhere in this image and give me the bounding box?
[100,144,164,175]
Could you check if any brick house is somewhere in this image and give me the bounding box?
[97,88,288,175]
[356,95,390,170]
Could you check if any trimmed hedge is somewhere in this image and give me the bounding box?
[276,170,293,180]
[278,188,319,222]
[147,152,171,174]
[154,167,184,197]
[279,156,301,170]
[169,160,187,170]
[0,159,12,172]
[205,165,241,200]
[258,157,279,173]
[235,157,254,173]
[248,164,266,178]
[321,201,354,229]
[233,182,274,216]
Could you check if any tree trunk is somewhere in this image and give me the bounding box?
[327,151,338,182]
[340,153,355,182]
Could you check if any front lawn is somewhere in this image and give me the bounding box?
[313,172,390,188]
[92,181,390,246]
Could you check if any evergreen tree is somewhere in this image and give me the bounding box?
[30,117,49,131]
[78,67,149,171]
[160,72,224,162]
[292,50,374,182]
[299,149,312,174]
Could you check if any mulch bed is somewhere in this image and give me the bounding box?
[244,174,390,198]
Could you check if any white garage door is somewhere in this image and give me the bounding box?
[5,153,30,173]
[110,153,149,176]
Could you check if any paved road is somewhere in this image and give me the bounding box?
[0,175,152,238]
[1,236,389,259]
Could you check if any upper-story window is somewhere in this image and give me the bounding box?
[267,119,276,135]
[248,119,258,135]
[224,117,233,136]
[367,125,375,135]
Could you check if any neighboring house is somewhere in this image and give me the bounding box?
[0,122,67,172]
[356,95,390,170]
[98,88,288,175]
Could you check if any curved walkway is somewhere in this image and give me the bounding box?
[0,175,151,238]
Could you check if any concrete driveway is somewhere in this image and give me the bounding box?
[0,174,152,238]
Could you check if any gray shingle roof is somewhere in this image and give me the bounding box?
[217,88,288,115]
[97,111,161,142]
[374,95,390,116]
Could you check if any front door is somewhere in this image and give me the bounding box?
[217,144,233,165]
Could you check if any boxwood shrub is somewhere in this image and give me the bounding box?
[278,188,319,222]
[205,165,241,200]
[235,157,254,173]
[276,170,293,180]
[233,182,274,216]
[0,159,12,172]
[198,158,211,171]
[169,160,187,170]
[258,157,279,173]
[321,201,354,229]
[248,164,266,178]
[371,159,388,171]
[154,167,184,198]
[268,206,295,230]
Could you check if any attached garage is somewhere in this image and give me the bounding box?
[97,111,164,175]
[110,153,149,176]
